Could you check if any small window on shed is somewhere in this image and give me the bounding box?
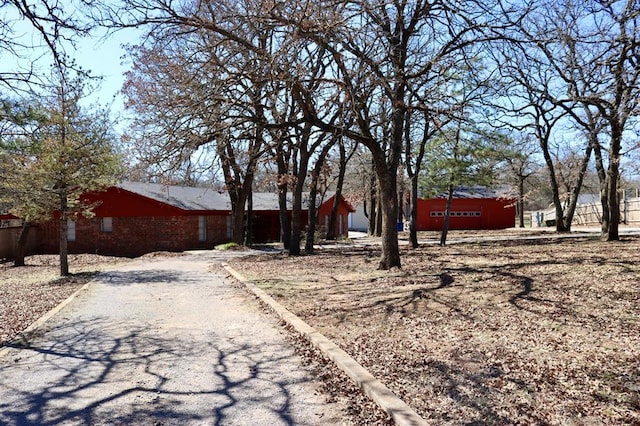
[198,216,207,241]
[101,217,113,233]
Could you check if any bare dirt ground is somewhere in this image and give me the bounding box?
[228,231,640,425]
[0,254,133,345]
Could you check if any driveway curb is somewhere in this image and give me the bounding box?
[223,263,427,426]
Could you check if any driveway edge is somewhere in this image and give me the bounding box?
[223,263,427,426]
[0,280,92,359]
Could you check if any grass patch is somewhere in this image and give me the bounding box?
[214,242,240,250]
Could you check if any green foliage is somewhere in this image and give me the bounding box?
[419,125,502,197]
[0,68,125,223]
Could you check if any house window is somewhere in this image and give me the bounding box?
[67,219,76,242]
[198,216,207,241]
[101,217,113,232]
[226,216,232,239]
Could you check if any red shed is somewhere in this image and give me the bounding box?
[317,194,356,238]
[415,187,515,231]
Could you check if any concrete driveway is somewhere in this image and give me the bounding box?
[0,250,345,425]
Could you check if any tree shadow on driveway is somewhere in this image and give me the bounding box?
[0,316,313,426]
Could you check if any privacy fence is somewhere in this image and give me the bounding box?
[0,224,37,260]
[532,194,640,227]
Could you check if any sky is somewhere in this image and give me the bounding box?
[2,5,142,132]
[74,29,135,110]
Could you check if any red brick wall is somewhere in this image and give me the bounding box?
[37,214,231,257]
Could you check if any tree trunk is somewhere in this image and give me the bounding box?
[326,140,348,240]
[367,163,378,237]
[232,202,245,245]
[540,134,568,232]
[305,140,334,253]
[290,159,308,256]
[59,203,69,277]
[216,138,257,245]
[409,176,419,248]
[561,144,593,231]
[440,185,454,246]
[375,193,383,237]
[244,190,253,246]
[517,177,525,228]
[13,221,30,267]
[305,184,319,254]
[278,185,290,250]
[276,142,291,250]
[367,170,377,236]
[592,142,609,236]
[605,125,622,241]
[375,167,401,269]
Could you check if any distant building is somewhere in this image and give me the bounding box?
[348,186,516,232]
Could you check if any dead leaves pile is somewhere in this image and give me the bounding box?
[0,254,130,346]
[229,235,640,425]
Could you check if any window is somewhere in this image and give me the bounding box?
[226,216,232,239]
[67,219,76,242]
[101,217,113,233]
[431,210,482,218]
[198,216,207,241]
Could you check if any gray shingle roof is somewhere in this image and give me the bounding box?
[119,182,336,212]
[435,186,514,199]
[120,182,232,211]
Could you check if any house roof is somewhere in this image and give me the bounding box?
[118,182,350,212]
[120,181,232,211]
[434,185,514,199]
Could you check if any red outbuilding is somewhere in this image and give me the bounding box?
[414,187,515,231]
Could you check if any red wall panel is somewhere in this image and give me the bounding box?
[416,198,515,231]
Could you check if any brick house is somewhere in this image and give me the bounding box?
[35,182,355,257]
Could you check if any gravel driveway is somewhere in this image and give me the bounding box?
[0,250,346,425]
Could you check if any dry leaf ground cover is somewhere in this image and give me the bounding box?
[0,254,131,345]
[228,233,640,425]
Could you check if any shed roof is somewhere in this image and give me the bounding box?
[434,185,514,199]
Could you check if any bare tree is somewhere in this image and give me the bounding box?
[498,0,640,238]
[499,133,539,228]
[325,136,356,240]
[282,0,504,268]
[1,0,92,92]
[121,6,287,244]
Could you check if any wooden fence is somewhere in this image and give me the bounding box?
[0,226,38,260]
[531,196,640,227]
